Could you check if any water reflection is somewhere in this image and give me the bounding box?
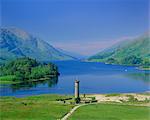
[126,72,150,83]
[10,77,58,91]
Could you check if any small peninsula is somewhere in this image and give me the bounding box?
[0,57,59,84]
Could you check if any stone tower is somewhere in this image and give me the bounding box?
[75,80,80,99]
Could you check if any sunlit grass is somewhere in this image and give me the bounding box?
[69,103,150,120]
[0,94,74,120]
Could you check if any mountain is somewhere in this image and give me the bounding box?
[0,27,75,64]
[88,34,150,68]
[57,48,87,60]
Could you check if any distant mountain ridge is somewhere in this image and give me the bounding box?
[88,34,150,68]
[0,27,75,64]
[57,48,87,60]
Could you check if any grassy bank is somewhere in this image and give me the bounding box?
[69,103,150,120]
[0,94,74,120]
[0,94,150,120]
[0,75,18,84]
[0,75,57,85]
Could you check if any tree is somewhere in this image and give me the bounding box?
[142,58,150,68]
[123,55,142,65]
[106,58,117,63]
[0,57,59,82]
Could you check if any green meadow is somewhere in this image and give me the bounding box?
[0,94,74,120]
[69,103,150,120]
[0,94,150,120]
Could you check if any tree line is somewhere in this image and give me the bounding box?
[0,57,59,82]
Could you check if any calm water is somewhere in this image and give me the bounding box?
[0,61,150,97]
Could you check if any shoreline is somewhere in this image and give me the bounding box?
[0,75,58,85]
[0,92,150,98]
[85,60,150,71]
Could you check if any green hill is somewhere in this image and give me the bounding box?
[0,27,75,64]
[88,34,150,69]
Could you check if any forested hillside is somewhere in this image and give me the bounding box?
[88,34,150,69]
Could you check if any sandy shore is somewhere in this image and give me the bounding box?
[85,93,150,106]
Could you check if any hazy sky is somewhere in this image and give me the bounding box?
[1,0,149,55]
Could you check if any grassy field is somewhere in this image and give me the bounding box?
[69,103,150,120]
[0,94,74,120]
[0,94,150,120]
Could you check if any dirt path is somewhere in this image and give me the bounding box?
[60,104,87,120]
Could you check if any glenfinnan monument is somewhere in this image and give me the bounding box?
[75,80,80,99]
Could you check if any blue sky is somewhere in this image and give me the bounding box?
[1,0,149,55]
